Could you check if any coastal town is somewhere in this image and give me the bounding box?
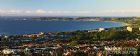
[1,23,140,56]
[1,17,140,56]
[1,0,140,56]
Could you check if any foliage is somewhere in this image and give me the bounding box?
[73,51,88,56]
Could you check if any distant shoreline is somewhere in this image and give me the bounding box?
[111,21,131,27]
[106,21,130,26]
[93,20,129,27]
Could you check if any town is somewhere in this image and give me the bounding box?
[1,0,140,56]
[1,26,140,56]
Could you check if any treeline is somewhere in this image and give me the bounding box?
[32,17,136,21]
[32,17,74,21]
[67,28,140,41]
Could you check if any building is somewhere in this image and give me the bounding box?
[99,28,105,32]
[127,27,140,32]
[2,49,14,54]
[127,27,132,32]
[88,30,98,32]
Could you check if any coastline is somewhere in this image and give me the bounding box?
[0,20,126,36]
[96,20,130,27]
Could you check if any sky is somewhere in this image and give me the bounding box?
[0,0,140,16]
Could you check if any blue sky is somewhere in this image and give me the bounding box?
[0,0,140,16]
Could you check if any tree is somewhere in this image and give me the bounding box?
[73,51,88,56]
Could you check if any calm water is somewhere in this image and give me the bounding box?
[0,20,125,35]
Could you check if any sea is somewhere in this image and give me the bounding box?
[0,19,125,35]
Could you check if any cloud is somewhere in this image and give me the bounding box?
[35,9,46,14]
[0,9,23,14]
[0,9,92,16]
[25,11,33,13]
[0,9,6,13]
[75,11,92,13]
[103,9,140,13]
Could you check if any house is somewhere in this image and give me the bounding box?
[99,28,105,32]
[126,27,140,32]
[127,27,132,32]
